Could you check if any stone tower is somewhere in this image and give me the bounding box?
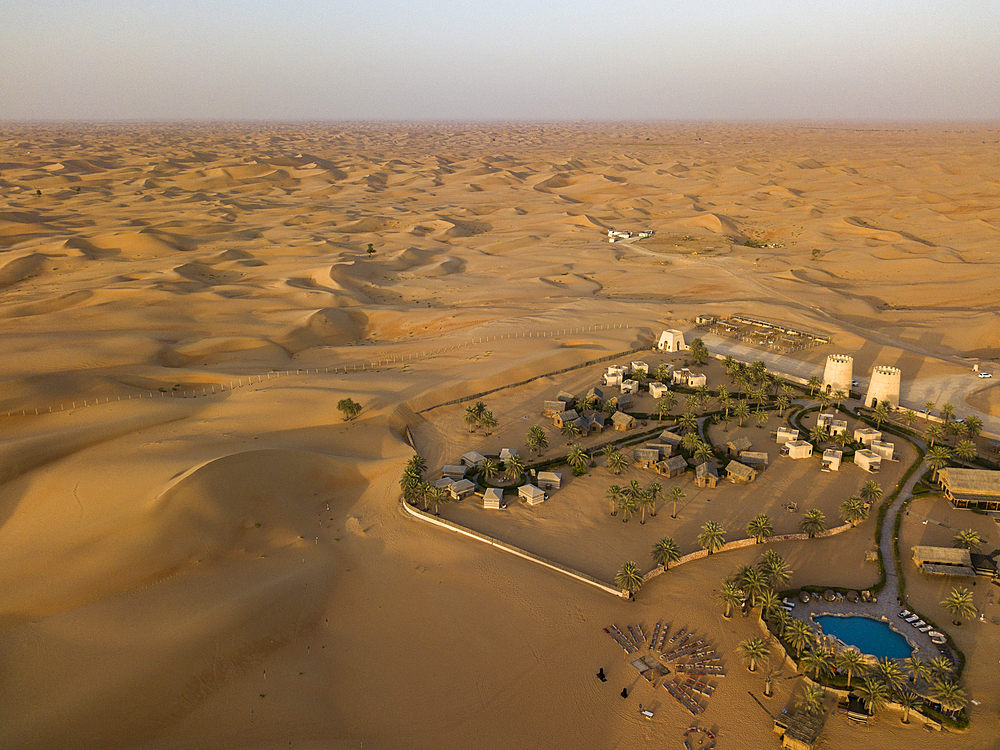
[865,365,901,409]
[822,354,853,396]
[658,329,687,352]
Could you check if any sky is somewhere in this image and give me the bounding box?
[2,0,998,121]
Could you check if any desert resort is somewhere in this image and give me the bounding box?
[400,324,999,749]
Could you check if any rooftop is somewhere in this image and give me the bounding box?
[940,468,1000,497]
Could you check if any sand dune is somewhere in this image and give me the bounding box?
[0,122,999,750]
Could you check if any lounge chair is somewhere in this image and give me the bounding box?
[911,620,925,628]
[919,625,932,633]
[905,614,920,623]
[898,610,911,618]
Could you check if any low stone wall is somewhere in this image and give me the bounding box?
[400,497,626,598]
[642,523,853,582]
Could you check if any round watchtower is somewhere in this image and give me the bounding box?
[822,354,853,396]
[865,365,901,409]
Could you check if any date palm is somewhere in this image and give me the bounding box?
[740,566,770,608]
[617,493,638,523]
[903,656,930,685]
[560,421,582,444]
[525,424,548,455]
[941,402,956,425]
[693,440,714,464]
[614,561,644,598]
[855,677,889,716]
[839,496,868,527]
[646,482,662,516]
[776,394,790,416]
[718,577,742,618]
[607,449,628,475]
[698,521,726,555]
[669,486,685,519]
[685,395,700,414]
[655,364,672,383]
[859,480,882,504]
[923,400,935,420]
[903,410,916,428]
[837,649,865,688]
[833,389,847,409]
[925,423,943,448]
[464,405,480,433]
[799,509,826,538]
[874,657,906,693]
[734,400,750,427]
[747,514,774,544]
[800,648,834,680]
[955,439,978,462]
[927,655,953,680]
[896,689,920,724]
[480,458,499,482]
[738,637,770,672]
[760,550,792,587]
[637,490,655,524]
[479,410,498,436]
[755,410,769,428]
[606,484,622,516]
[758,589,782,622]
[651,537,680,571]
[504,454,525,482]
[931,678,967,717]
[802,683,825,715]
[654,398,673,421]
[953,528,982,552]
[425,485,450,515]
[807,376,822,396]
[941,587,977,625]
[809,425,827,446]
[783,618,812,658]
[677,411,698,433]
[567,445,588,472]
[927,445,951,482]
[872,402,890,429]
[964,415,983,439]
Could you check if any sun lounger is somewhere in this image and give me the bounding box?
[919,625,932,633]
[911,620,925,628]
[898,610,911,618]
[651,622,661,648]
[905,615,920,623]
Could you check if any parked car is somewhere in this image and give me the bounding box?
[979,371,993,379]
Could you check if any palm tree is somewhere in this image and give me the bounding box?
[784,618,812,658]
[654,398,673,421]
[407,455,428,476]
[698,521,726,554]
[655,364,672,383]
[833,389,847,409]
[741,566,770,608]
[606,484,623,516]
[669,486,685,519]
[955,439,978,462]
[755,410,769,429]
[776,394,790,416]
[941,402,956,425]
[738,637,771,672]
[941,587,977,625]
[719,395,733,422]
[807,376,822,396]
[802,683,825,715]
[758,589,782,622]
[692,441,714,464]
[872,402,890,429]
[567,445,588,472]
[637,491,655,524]
[896,689,921,724]
[800,648,834,680]
[855,676,889,717]
[607,449,628,475]
[614,561,644,598]
[734,400,751,427]
[718,577,743,618]
[839,496,868,527]
[479,410,498,436]
[426,485,450,515]
[399,466,424,505]
[800,509,826,538]
[924,400,935,421]
[747,514,774,544]
[927,656,953,680]
[617,493,638,523]
[760,550,792,588]
[651,537,681,571]
[903,656,930,685]
[925,423,943,448]
[903,410,917,429]
[859,480,883,504]
[874,657,906,693]
[480,458,499,482]
[964,415,983,439]
[685,395,700,414]
[927,445,952,482]
[677,412,698,433]
[560,421,582,444]
[953,528,982,552]
[681,431,702,453]
[837,649,866,689]
[504,454,525,482]
[646,482,662,516]
[931,678,967,717]
[464,405,480,433]
[809,426,827,446]
[525,424,548,455]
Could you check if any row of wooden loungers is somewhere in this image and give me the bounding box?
[663,680,704,716]
[683,678,715,698]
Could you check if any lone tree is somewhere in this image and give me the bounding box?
[366,243,375,256]
[737,637,770,672]
[953,528,982,552]
[747,514,774,544]
[698,521,726,554]
[799,509,826,538]
[689,338,710,365]
[615,561,644,598]
[941,586,977,625]
[337,397,362,421]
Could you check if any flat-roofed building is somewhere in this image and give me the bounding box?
[648,382,670,398]
[519,483,546,506]
[870,440,894,461]
[688,373,707,388]
[821,449,842,472]
[774,426,799,445]
[854,427,882,446]
[939,468,1000,511]
[630,361,649,376]
[537,471,562,490]
[912,546,976,577]
[781,440,813,459]
[817,413,848,436]
[854,449,881,474]
[621,379,639,395]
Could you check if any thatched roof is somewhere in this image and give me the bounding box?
[726,461,756,480]
[661,455,688,472]
[659,430,682,446]
[940,468,1000,497]
[912,546,972,566]
[696,462,719,479]
[739,450,769,465]
[726,436,752,452]
[612,411,635,426]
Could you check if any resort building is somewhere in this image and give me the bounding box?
[725,461,757,484]
[518,484,546,506]
[542,400,564,417]
[854,450,881,474]
[553,409,579,428]
[659,430,683,451]
[775,704,827,750]
[586,386,605,403]
[557,390,576,404]
[461,451,486,468]
[578,412,606,434]
[620,379,639,395]
[695,462,719,488]
[822,354,854,396]
[602,372,623,387]
[648,382,670,398]
[658,329,687,352]
[630,361,649,376]
[912,546,976,577]
[870,440,895,461]
[432,477,455,491]
[442,464,467,480]
[449,479,476,500]
[774,426,799,444]
[821,449,842,472]
[499,448,518,462]
[939,468,1000,511]
[612,393,635,410]
[537,471,562,490]
[483,488,503,510]
[634,447,661,469]
[739,451,769,469]
[688,373,707,388]
[612,411,636,431]
[854,427,882,446]
[725,436,752,456]
[655,455,688,478]
[781,440,813,459]
[817,413,848,436]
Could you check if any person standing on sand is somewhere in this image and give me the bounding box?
[621,688,628,698]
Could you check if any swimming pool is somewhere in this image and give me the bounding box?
[814,615,912,659]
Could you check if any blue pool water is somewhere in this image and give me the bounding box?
[814,615,912,659]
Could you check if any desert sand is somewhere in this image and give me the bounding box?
[1,122,998,750]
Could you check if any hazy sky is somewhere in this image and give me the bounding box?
[2,0,998,121]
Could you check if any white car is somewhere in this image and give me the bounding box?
[979,372,993,379]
